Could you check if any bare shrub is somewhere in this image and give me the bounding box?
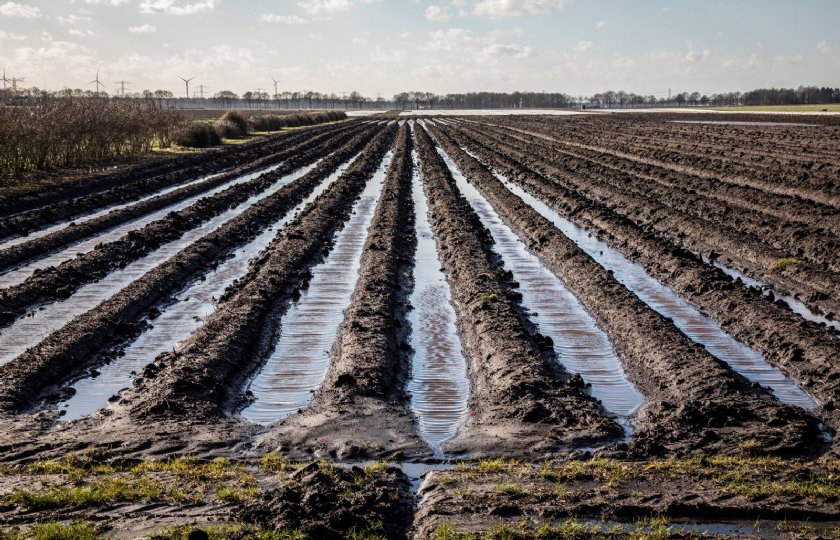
[0,95,183,175]
[218,111,250,137]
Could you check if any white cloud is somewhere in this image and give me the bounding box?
[57,14,92,25]
[0,2,41,18]
[68,28,94,36]
[483,43,533,59]
[297,0,380,15]
[595,19,604,29]
[261,14,310,24]
[138,0,219,15]
[574,40,593,52]
[0,30,26,39]
[73,0,130,5]
[425,4,449,22]
[817,40,837,56]
[472,0,566,18]
[128,23,157,33]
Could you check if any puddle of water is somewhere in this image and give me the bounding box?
[699,254,840,334]
[435,146,642,430]
[406,147,470,457]
[0,162,321,367]
[461,148,817,410]
[0,164,286,288]
[0,171,229,251]
[335,460,457,491]
[240,153,391,426]
[56,157,360,420]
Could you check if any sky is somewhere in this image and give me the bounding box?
[0,0,838,98]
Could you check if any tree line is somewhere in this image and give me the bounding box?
[2,85,838,110]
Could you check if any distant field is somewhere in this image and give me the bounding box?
[707,103,840,112]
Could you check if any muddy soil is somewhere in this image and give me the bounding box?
[0,123,353,237]
[0,123,369,328]
[462,121,840,318]
[443,121,840,452]
[124,125,398,424]
[266,125,430,461]
[426,122,824,458]
[414,124,622,459]
[0,125,362,275]
[0,456,414,540]
[0,125,380,414]
[414,457,840,539]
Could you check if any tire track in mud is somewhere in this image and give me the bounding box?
[467,122,840,316]
[0,124,361,277]
[122,125,398,422]
[428,123,824,458]
[265,125,435,461]
[446,121,840,447]
[0,126,382,413]
[0,124,370,328]
[0,123,352,235]
[413,123,622,459]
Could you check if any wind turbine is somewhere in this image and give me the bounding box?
[178,76,194,99]
[89,70,104,94]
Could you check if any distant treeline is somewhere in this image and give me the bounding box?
[1,85,838,110]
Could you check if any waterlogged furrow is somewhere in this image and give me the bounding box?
[0,163,285,288]
[442,148,642,428]
[482,159,817,410]
[0,163,318,365]
[0,171,227,252]
[241,154,391,425]
[56,160,355,421]
[407,148,470,455]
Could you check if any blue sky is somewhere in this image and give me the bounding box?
[0,0,838,97]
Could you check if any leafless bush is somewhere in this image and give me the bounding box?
[214,119,244,139]
[218,111,250,137]
[0,96,184,175]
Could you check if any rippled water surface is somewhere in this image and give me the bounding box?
[241,153,390,425]
[406,146,470,456]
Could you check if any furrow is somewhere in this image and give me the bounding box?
[0,125,381,412]
[428,122,824,458]
[414,123,622,459]
[0,123,370,327]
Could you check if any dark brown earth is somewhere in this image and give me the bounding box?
[266,124,430,461]
[415,124,623,459]
[0,113,838,537]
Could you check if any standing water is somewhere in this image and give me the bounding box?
[437,145,642,430]
[0,162,320,366]
[464,148,817,410]
[240,153,391,425]
[406,147,470,456]
[56,156,361,420]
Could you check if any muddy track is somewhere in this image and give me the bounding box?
[0,124,362,274]
[0,124,372,328]
[414,124,623,458]
[124,125,398,422]
[267,125,429,460]
[0,126,382,413]
[0,122,353,225]
[428,122,824,458]
[482,123,840,271]
[458,121,840,318]
[445,122,840,448]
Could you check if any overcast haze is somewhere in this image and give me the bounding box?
[1,0,838,97]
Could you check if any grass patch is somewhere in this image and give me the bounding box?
[154,524,305,540]
[768,257,801,272]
